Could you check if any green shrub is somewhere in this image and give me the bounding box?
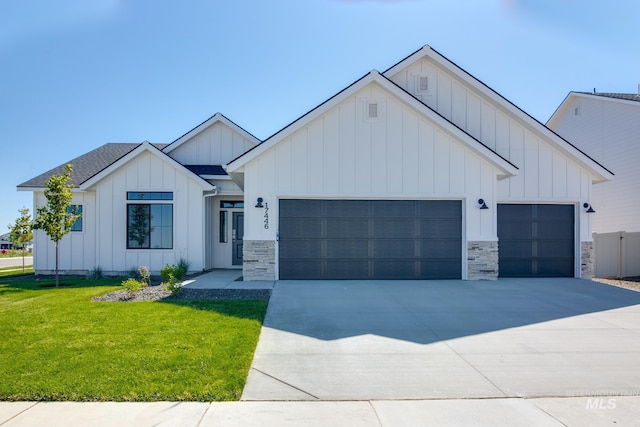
[87,266,103,280]
[121,278,146,294]
[160,264,184,296]
[138,266,151,285]
[176,257,190,278]
[127,266,141,280]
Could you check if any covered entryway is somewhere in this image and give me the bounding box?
[278,199,462,280]
[497,204,575,277]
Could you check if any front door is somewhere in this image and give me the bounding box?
[232,212,244,266]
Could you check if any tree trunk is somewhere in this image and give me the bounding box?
[55,241,59,287]
[22,247,25,273]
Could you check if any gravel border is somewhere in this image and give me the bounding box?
[91,284,271,302]
[592,277,640,293]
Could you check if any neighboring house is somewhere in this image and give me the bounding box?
[0,233,12,250]
[547,90,640,277]
[19,46,613,280]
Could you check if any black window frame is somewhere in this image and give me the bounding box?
[126,202,173,250]
[66,205,83,232]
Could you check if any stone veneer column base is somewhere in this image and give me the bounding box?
[467,241,499,280]
[243,240,276,281]
[581,241,594,279]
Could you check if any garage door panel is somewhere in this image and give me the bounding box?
[279,240,323,259]
[418,219,462,238]
[324,200,370,217]
[325,240,369,259]
[326,261,369,278]
[498,204,574,278]
[280,200,325,217]
[279,219,323,238]
[279,200,462,280]
[417,200,462,218]
[326,219,369,237]
[417,239,463,258]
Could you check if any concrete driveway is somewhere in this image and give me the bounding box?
[242,278,640,401]
[0,256,33,269]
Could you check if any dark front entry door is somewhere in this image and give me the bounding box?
[232,212,244,266]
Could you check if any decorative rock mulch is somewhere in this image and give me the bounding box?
[593,276,640,293]
[91,284,271,302]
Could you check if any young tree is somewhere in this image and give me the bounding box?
[7,207,33,272]
[33,164,81,287]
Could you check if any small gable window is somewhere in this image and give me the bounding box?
[415,74,431,95]
[364,99,383,122]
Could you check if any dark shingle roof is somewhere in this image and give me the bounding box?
[578,92,640,103]
[183,165,227,176]
[18,143,167,188]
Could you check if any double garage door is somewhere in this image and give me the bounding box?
[279,200,462,280]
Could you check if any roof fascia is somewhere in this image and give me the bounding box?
[79,142,214,190]
[162,113,260,154]
[384,46,614,182]
[227,70,517,177]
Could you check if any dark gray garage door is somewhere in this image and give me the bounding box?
[497,204,574,277]
[279,200,461,280]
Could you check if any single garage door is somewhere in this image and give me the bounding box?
[279,200,461,280]
[497,204,575,277]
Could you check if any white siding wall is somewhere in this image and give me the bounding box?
[389,59,595,241]
[92,151,205,274]
[549,97,640,233]
[242,83,502,248]
[33,191,96,273]
[168,122,256,165]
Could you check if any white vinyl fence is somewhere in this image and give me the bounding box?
[593,232,640,278]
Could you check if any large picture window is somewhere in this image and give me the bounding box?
[127,204,173,249]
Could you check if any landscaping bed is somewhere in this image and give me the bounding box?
[92,284,271,302]
[593,276,640,292]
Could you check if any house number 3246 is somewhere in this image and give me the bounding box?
[264,203,269,229]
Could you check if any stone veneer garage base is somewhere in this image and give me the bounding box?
[467,241,498,280]
[243,240,276,281]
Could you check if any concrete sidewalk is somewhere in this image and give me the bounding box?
[2,397,639,426]
[181,269,274,290]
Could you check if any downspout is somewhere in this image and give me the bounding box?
[202,187,219,271]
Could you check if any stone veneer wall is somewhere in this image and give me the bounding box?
[243,240,276,281]
[467,241,499,280]
[581,241,594,279]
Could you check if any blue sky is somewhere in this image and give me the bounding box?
[1,0,639,230]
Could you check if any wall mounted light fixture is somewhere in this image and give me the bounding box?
[255,197,264,208]
[478,199,489,210]
[583,202,595,213]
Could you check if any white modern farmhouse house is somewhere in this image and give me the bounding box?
[19,46,613,281]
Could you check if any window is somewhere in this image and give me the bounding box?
[368,102,378,119]
[415,74,432,95]
[127,192,173,200]
[66,205,83,232]
[127,204,173,249]
[219,211,228,243]
[220,201,244,209]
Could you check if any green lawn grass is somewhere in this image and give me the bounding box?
[0,265,34,277]
[0,278,267,401]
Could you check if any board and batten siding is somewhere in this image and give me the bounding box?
[33,191,96,273]
[93,151,205,274]
[549,96,640,234]
[168,122,256,166]
[242,82,502,245]
[389,58,594,241]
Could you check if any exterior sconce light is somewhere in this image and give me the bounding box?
[583,202,595,213]
[255,197,264,208]
[478,199,489,210]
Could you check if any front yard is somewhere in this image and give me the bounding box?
[0,277,267,401]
